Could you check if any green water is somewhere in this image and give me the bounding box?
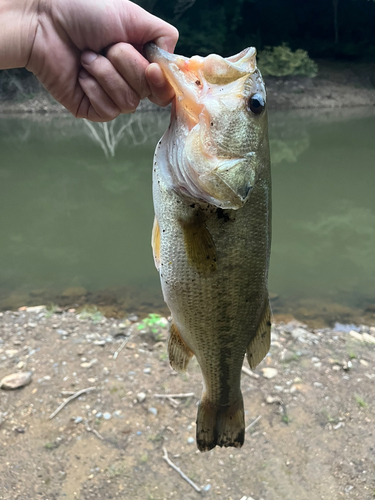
[0,108,374,322]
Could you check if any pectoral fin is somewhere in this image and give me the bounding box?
[168,321,194,372]
[180,213,217,273]
[151,216,161,270]
[247,300,272,369]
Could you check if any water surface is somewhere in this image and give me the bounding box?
[0,108,374,324]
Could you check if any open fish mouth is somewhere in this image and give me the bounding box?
[144,42,204,127]
[144,43,266,210]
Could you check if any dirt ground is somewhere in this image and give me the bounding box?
[0,306,374,500]
[1,60,375,115]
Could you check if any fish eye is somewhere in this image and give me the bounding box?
[247,93,265,115]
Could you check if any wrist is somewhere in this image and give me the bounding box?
[0,0,40,69]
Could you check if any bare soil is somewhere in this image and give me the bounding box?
[0,307,374,500]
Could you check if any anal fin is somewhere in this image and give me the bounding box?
[247,299,272,369]
[168,321,194,372]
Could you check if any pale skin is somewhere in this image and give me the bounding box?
[0,0,178,121]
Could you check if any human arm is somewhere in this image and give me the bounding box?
[0,0,178,121]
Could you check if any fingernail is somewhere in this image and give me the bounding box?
[78,69,90,79]
[81,51,98,65]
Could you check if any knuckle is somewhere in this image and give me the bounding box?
[117,90,140,113]
[107,43,132,65]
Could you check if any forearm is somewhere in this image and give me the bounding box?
[0,0,39,69]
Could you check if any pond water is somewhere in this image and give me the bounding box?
[0,107,374,325]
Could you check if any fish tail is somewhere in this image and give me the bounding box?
[196,395,245,452]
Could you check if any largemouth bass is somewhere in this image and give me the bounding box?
[145,43,271,451]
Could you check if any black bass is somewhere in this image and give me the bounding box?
[145,43,271,451]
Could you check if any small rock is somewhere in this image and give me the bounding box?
[333,422,345,430]
[80,359,98,368]
[187,437,195,444]
[26,305,46,313]
[6,350,18,358]
[280,350,297,362]
[74,416,83,424]
[17,361,25,369]
[265,395,281,404]
[96,412,103,418]
[103,412,112,420]
[261,367,278,379]
[360,359,369,367]
[1,372,33,390]
[28,322,37,328]
[203,485,211,492]
[137,392,146,403]
[118,320,131,330]
[148,407,158,416]
[291,327,307,339]
[93,340,106,346]
[332,365,340,371]
[127,314,139,322]
[362,333,375,345]
[349,330,364,342]
[343,360,352,371]
[56,329,68,336]
[143,368,151,374]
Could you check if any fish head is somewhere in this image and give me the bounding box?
[145,43,269,209]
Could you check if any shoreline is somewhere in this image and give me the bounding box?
[1,60,374,115]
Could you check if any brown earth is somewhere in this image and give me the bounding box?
[1,60,375,115]
[0,306,374,500]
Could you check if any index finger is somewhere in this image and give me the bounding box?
[124,2,179,53]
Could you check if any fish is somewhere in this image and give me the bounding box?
[145,42,271,451]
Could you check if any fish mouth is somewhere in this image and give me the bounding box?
[144,42,203,125]
[145,43,261,210]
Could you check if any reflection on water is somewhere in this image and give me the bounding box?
[0,108,374,325]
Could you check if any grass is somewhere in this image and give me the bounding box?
[354,395,368,408]
[44,441,58,450]
[138,314,168,340]
[45,303,58,318]
[282,414,290,424]
[77,306,104,324]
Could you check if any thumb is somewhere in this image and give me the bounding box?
[125,2,179,53]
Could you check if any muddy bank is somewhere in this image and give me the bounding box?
[1,60,374,115]
[0,306,374,499]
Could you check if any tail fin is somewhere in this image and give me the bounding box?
[196,396,245,452]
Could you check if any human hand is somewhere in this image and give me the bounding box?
[26,0,178,121]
